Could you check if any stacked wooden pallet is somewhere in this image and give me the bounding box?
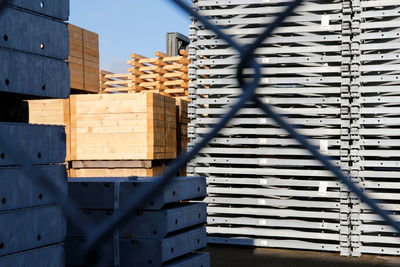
[100,50,190,100]
[69,93,177,177]
[99,70,132,92]
[68,24,100,93]
[27,93,178,177]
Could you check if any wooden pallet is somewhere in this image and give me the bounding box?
[68,24,99,93]
[99,70,133,93]
[68,160,166,177]
[68,167,164,178]
[99,50,190,100]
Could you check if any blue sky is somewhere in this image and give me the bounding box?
[69,0,191,73]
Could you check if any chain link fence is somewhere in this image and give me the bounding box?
[1,0,400,264]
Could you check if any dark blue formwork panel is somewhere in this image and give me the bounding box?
[0,165,67,212]
[68,203,207,239]
[68,177,207,210]
[164,252,210,267]
[8,0,69,21]
[0,205,66,257]
[0,244,64,267]
[0,123,66,166]
[66,226,207,266]
[0,48,69,98]
[0,7,69,59]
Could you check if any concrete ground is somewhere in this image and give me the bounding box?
[206,245,400,267]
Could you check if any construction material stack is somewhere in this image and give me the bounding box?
[27,93,184,178]
[189,0,352,256]
[350,0,400,256]
[66,176,210,266]
[68,24,100,93]
[100,51,190,100]
[67,93,177,177]
[0,1,69,265]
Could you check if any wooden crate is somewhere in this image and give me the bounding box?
[69,93,177,161]
[27,99,71,161]
[68,24,99,93]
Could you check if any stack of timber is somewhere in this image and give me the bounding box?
[0,1,69,266]
[99,70,132,93]
[99,50,190,100]
[27,93,179,178]
[68,24,100,93]
[176,99,189,176]
[176,99,189,149]
[67,176,210,266]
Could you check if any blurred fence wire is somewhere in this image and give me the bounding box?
[0,0,400,265]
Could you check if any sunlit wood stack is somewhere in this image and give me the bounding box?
[99,70,133,93]
[26,93,178,177]
[99,50,190,100]
[68,24,100,93]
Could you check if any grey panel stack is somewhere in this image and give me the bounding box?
[350,0,400,257]
[0,1,70,98]
[0,2,69,266]
[0,125,68,266]
[189,0,352,255]
[66,177,210,267]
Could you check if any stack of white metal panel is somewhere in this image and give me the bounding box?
[188,0,352,256]
[350,0,400,256]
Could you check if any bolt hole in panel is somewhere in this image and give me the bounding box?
[0,205,65,256]
[7,0,69,21]
[0,7,68,59]
[0,49,69,98]
[0,124,66,166]
[0,165,67,212]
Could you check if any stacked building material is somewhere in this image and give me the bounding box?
[99,70,133,92]
[68,24,100,93]
[176,99,190,176]
[350,0,400,256]
[27,93,178,177]
[189,0,352,256]
[176,98,190,153]
[66,176,210,266]
[99,51,190,100]
[0,1,70,265]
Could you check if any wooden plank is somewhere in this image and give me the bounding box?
[70,160,158,169]
[68,166,164,177]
